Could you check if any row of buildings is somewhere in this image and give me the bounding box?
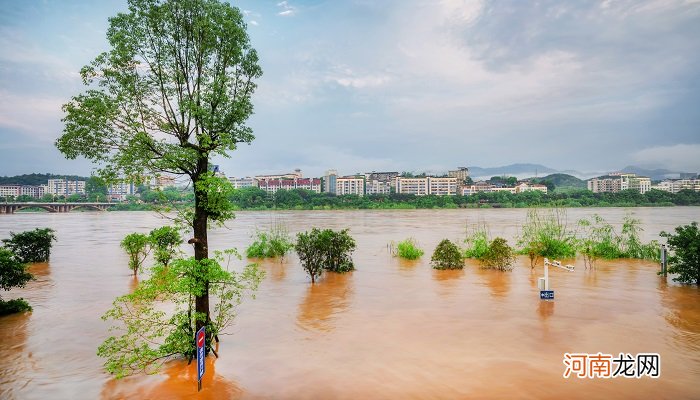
[0,175,177,202]
[587,172,700,195]
[228,167,548,197]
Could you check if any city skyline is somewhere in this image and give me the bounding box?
[1,0,699,177]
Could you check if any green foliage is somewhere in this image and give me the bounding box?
[463,224,490,259]
[148,226,182,267]
[661,222,700,285]
[0,248,34,315]
[0,298,32,315]
[295,228,357,282]
[120,233,150,275]
[482,237,515,271]
[2,228,57,263]
[431,239,464,270]
[577,214,660,268]
[86,176,108,201]
[518,208,577,263]
[246,222,294,258]
[97,249,264,378]
[393,238,424,260]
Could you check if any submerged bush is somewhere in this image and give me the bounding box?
[577,214,660,267]
[0,248,34,315]
[394,238,424,260]
[295,228,357,283]
[482,237,515,271]
[246,222,294,258]
[120,233,150,275]
[463,225,490,259]
[518,208,577,263]
[2,228,57,263]
[431,239,464,270]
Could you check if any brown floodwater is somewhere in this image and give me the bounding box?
[1,208,699,399]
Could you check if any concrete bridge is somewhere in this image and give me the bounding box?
[0,202,116,214]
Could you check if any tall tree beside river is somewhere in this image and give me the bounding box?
[55,0,262,363]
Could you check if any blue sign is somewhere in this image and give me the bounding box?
[196,326,206,385]
[540,290,554,300]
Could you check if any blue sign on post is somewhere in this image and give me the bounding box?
[540,290,554,300]
[196,326,206,391]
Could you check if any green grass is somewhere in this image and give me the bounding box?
[395,238,424,260]
[246,222,294,258]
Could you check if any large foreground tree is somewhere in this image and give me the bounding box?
[56,0,262,360]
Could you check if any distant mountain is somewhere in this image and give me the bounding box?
[618,166,683,181]
[531,173,586,189]
[0,173,90,186]
[468,164,584,180]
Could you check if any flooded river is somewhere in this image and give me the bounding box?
[1,208,699,399]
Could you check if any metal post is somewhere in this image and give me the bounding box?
[660,245,667,276]
[544,260,549,290]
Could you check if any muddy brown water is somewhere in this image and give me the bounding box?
[1,208,699,399]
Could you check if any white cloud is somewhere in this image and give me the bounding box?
[249,20,259,26]
[277,1,296,17]
[632,144,700,171]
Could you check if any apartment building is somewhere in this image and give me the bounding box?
[394,176,457,196]
[448,167,470,183]
[336,176,365,196]
[428,177,458,195]
[257,178,321,194]
[45,179,86,196]
[366,179,391,195]
[324,170,338,194]
[108,182,136,202]
[0,185,22,198]
[228,177,257,190]
[653,179,700,194]
[588,173,651,194]
[515,183,548,194]
[255,169,303,183]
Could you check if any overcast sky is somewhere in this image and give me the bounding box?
[1,0,699,178]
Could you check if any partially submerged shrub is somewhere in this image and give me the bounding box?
[246,222,294,258]
[518,208,576,262]
[149,226,182,266]
[482,237,515,271]
[431,239,464,270]
[394,238,424,260]
[2,228,57,263]
[577,214,660,268]
[0,247,34,315]
[295,228,356,283]
[120,233,150,275]
[463,225,489,259]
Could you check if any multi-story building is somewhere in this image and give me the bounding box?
[448,167,470,183]
[336,176,365,196]
[366,179,391,195]
[228,177,257,190]
[395,177,430,196]
[365,171,399,185]
[108,182,136,202]
[0,185,22,198]
[428,177,458,196]
[255,169,303,183]
[394,176,457,196]
[461,181,493,195]
[653,179,700,194]
[257,178,321,194]
[515,182,548,194]
[21,185,45,198]
[324,170,338,194]
[45,179,86,196]
[151,175,177,189]
[587,173,651,194]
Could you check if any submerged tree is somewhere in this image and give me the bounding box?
[56,0,262,371]
[661,222,700,285]
[120,233,150,275]
[431,239,464,270]
[98,250,263,377]
[0,248,34,315]
[2,228,57,263]
[149,226,182,267]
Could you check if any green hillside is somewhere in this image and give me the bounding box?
[0,173,90,186]
[531,173,586,190]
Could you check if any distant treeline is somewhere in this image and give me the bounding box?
[0,173,90,186]
[226,187,700,210]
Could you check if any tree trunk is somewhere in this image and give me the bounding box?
[193,158,210,352]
